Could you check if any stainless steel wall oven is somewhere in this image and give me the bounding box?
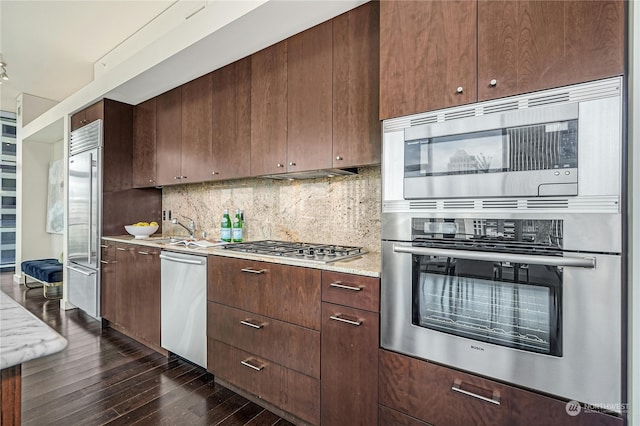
[381,78,624,412]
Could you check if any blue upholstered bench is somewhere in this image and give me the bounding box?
[21,259,63,299]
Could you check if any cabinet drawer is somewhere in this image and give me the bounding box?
[321,271,379,312]
[379,349,623,426]
[208,302,319,378]
[379,349,509,426]
[208,339,320,425]
[379,406,431,426]
[208,256,321,330]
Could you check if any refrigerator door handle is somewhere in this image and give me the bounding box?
[88,151,93,264]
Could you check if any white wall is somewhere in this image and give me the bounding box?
[14,95,64,283]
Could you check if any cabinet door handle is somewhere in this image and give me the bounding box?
[241,358,265,371]
[451,380,501,405]
[329,281,362,292]
[456,86,464,94]
[100,260,110,264]
[138,251,150,255]
[116,247,128,251]
[241,267,267,274]
[277,163,285,168]
[489,79,497,87]
[240,319,264,329]
[212,171,219,175]
[100,244,109,249]
[336,156,343,161]
[174,176,181,180]
[289,162,296,166]
[329,314,362,326]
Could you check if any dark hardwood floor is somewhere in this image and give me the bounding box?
[0,272,293,426]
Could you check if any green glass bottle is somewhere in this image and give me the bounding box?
[232,208,243,242]
[221,209,232,242]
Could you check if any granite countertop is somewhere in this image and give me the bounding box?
[0,291,68,370]
[103,235,381,278]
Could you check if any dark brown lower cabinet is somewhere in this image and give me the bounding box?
[208,339,320,425]
[100,241,116,321]
[133,247,161,346]
[105,242,161,349]
[379,349,623,426]
[320,303,378,426]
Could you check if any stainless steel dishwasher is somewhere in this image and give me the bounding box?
[159,250,207,368]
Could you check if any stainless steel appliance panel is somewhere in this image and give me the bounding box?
[67,120,102,319]
[160,251,207,368]
[382,211,622,255]
[66,263,99,319]
[381,240,622,409]
[68,147,101,269]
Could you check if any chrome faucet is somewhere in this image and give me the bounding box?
[171,216,196,239]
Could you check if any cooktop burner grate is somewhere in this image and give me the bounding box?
[222,240,367,264]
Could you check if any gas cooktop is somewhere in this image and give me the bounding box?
[222,240,367,264]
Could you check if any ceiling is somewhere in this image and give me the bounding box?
[0,1,175,114]
[0,0,364,121]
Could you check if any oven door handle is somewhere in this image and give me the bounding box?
[393,244,595,268]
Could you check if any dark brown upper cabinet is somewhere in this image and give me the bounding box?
[332,1,381,168]
[155,87,182,186]
[380,0,477,119]
[181,73,213,183]
[154,74,213,186]
[380,0,625,119]
[250,40,288,177]
[132,98,157,187]
[211,57,251,180]
[287,20,334,173]
[477,0,625,101]
[70,101,104,131]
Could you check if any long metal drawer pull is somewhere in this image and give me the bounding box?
[240,319,264,329]
[116,247,128,251]
[329,314,362,326]
[66,265,96,276]
[451,380,501,406]
[329,281,363,292]
[100,260,110,264]
[159,254,205,265]
[241,358,265,371]
[241,268,267,274]
[100,244,109,249]
[393,244,595,268]
[138,251,150,255]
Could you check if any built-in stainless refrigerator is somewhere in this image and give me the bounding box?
[67,120,102,319]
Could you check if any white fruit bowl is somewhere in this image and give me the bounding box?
[124,225,159,239]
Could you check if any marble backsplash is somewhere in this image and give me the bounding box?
[162,166,382,253]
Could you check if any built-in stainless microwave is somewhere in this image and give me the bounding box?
[382,77,622,203]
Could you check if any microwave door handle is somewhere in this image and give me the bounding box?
[392,244,595,269]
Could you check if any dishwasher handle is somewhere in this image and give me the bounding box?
[159,253,206,265]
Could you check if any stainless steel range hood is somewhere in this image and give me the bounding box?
[260,168,357,180]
